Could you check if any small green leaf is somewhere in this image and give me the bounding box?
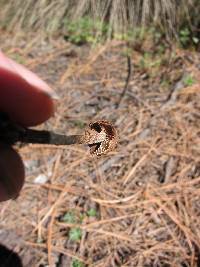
[87,208,97,217]
[192,37,199,44]
[61,211,76,223]
[180,28,190,37]
[69,228,82,241]
[71,259,85,267]
[183,74,196,87]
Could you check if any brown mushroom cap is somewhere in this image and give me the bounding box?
[86,120,118,156]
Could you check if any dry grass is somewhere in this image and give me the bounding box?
[0,32,200,266]
[0,0,196,36]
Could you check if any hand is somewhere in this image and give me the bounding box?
[0,51,56,201]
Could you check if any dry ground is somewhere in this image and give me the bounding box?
[0,31,200,267]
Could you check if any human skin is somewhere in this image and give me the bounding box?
[0,51,56,201]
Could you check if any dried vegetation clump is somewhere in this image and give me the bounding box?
[0,0,198,36]
[0,32,200,266]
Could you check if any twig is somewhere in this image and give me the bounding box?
[115,55,132,108]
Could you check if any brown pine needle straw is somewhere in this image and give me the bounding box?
[0,113,118,156]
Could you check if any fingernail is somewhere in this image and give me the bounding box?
[44,90,60,100]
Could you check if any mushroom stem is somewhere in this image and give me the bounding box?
[16,128,86,145]
[0,112,118,155]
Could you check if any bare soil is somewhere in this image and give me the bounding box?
[0,31,200,267]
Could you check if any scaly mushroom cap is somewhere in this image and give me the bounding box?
[84,120,118,156]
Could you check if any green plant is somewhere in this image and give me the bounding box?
[87,208,97,217]
[179,27,199,48]
[71,259,85,267]
[179,27,190,47]
[64,17,109,45]
[192,36,199,44]
[114,30,135,42]
[114,27,157,43]
[61,211,77,223]
[183,74,196,86]
[69,228,82,242]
